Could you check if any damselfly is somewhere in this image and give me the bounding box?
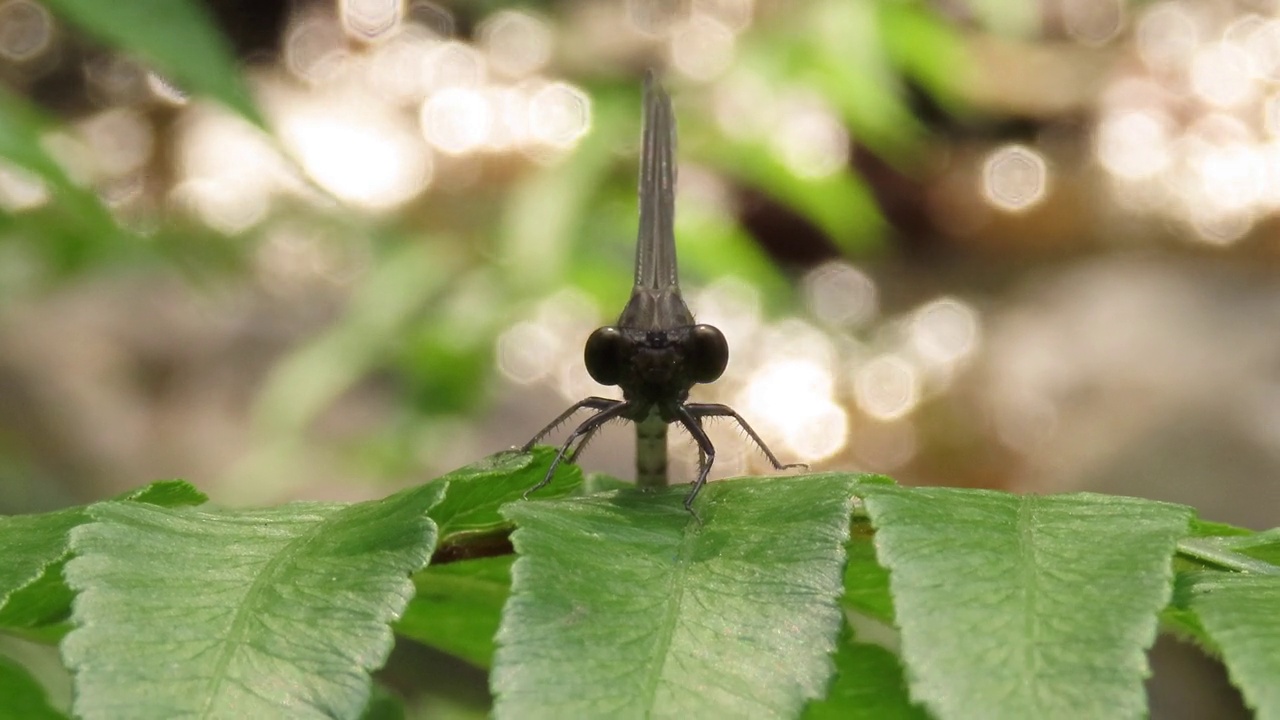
[521,73,803,517]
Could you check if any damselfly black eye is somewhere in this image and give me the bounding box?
[584,326,627,386]
[687,324,728,384]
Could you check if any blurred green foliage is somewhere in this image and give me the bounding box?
[0,0,966,495]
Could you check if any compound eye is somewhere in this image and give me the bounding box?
[584,327,627,386]
[687,324,728,384]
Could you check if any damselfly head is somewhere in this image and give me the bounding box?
[583,321,728,391]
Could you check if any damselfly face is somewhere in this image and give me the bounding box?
[583,323,728,422]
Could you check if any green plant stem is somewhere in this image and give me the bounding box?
[1177,538,1280,575]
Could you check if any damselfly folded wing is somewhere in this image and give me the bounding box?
[618,72,694,332]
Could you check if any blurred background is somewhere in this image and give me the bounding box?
[0,0,1276,716]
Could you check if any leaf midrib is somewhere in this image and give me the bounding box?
[639,515,701,712]
[196,513,331,719]
[1017,497,1042,708]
